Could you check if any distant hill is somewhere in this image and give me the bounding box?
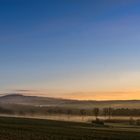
[0,94,140,109]
[0,94,72,106]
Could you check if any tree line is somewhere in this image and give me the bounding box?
[0,105,140,118]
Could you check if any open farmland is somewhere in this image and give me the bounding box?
[0,117,140,140]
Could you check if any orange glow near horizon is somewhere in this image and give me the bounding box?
[63,91,140,101]
[5,89,140,101]
[3,70,140,100]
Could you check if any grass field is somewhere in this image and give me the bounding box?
[0,117,140,140]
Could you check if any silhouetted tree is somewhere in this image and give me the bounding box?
[106,107,113,120]
[103,108,108,119]
[93,108,100,120]
[67,109,72,120]
[80,109,86,121]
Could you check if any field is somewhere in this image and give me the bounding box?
[0,117,139,140]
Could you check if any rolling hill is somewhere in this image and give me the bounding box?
[0,94,140,109]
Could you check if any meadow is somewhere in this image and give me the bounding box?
[0,116,140,140]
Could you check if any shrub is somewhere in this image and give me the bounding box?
[91,118,105,126]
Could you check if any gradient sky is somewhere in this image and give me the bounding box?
[1,0,140,100]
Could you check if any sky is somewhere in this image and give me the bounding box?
[1,0,140,100]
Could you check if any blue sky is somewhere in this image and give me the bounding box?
[1,0,140,99]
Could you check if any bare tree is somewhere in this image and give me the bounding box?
[67,109,72,120]
[93,108,100,120]
[80,109,86,121]
[103,108,109,119]
[106,107,113,120]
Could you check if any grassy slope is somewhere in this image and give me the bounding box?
[0,117,139,140]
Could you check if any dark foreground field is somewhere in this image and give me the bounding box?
[0,117,140,140]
